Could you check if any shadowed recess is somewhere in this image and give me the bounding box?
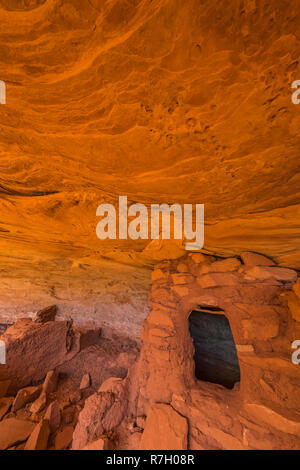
[189,308,240,389]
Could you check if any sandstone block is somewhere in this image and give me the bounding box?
[43,370,59,394]
[239,305,280,340]
[189,253,212,264]
[80,373,91,390]
[44,401,61,433]
[72,392,115,449]
[147,309,174,329]
[171,273,194,285]
[242,318,279,340]
[152,269,166,281]
[176,263,189,273]
[140,403,188,450]
[198,257,241,274]
[30,391,47,414]
[236,344,254,354]
[197,273,238,288]
[0,320,80,393]
[0,418,35,450]
[245,404,300,436]
[54,425,74,450]
[24,419,50,450]
[244,266,297,283]
[241,252,275,266]
[171,285,189,297]
[149,328,170,338]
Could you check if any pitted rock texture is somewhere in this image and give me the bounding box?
[0,0,299,272]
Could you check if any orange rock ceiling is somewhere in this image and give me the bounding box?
[0,0,299,270]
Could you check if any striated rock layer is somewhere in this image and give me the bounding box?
[0,0,299,276]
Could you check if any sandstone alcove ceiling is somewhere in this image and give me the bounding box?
[0,0,299,277]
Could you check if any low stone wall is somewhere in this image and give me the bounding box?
[131,252,300,450]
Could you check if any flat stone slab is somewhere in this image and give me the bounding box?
[0,418,35,450]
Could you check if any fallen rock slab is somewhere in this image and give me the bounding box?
[244,266,297,283]
[72,392,115,450]
[43,370,59,394]
[0,319,80,393]
[198,257,241,274]
[197,272,238,288]
[241,252,276,266]
[44,401,61,433]
[24,419,50,450]
[0,418,35,450]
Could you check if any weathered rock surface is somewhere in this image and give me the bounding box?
[30,391,47,414]
[35,305,57,324]
[241,252,276,267]
[244,266,297,283]
[0,319,80,392]
[24,419,50,451]
[0,259,150,341]
[54,425,74,450]
[199,258,241,274]
[0,418,35,450]
[72,376,128,450]
[43,370,59,394]
[132,253,300,450]
[71,392,115,450]
[140,404,188,450]
[44,401,61,433]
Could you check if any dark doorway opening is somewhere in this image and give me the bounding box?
[189,307,240,389]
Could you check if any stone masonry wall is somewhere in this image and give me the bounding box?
[130,252,300,450]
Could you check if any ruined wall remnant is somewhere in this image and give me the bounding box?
[128,252,300,450]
